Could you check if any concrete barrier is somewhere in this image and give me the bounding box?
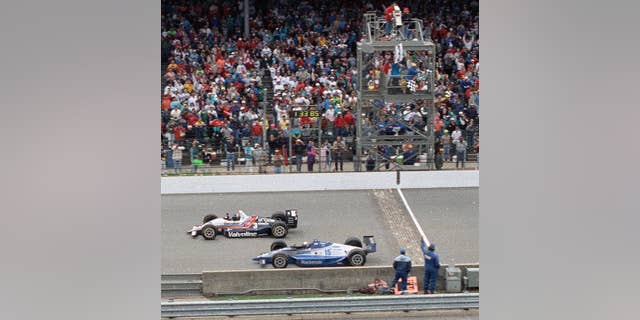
[202,264,479,296]
[162,171,479,194]
[398,170,479,189]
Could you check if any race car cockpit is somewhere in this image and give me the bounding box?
[235,210,250,224]
[292,241,310,249]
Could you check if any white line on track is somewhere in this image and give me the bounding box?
[396,187,430,246]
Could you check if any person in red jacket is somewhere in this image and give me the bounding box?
[343,110,355,135]
[384,3,397,36]
[161,94,172,111]
[251,121,263,145]
[174,125,186,145]
[334,113,346,137]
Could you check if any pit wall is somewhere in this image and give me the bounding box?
[202,264,479,296]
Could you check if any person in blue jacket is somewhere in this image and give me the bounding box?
[391,248,412,291]
[420,239,441,294]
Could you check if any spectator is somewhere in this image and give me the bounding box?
[441,130,452,161]
[403,144,417,165]
[267,134,278,164]
[251,121,263,145]
[243,141,254,173]
[225,136,238,171]
[380,145,394,170]
[273,149,284,174]
[171,143,185,174]
[319,140,331,171]
[434,146,444,170]
[190,140,200,174]
[453,136,467,169]
[306,141,317,172]
[252,143,267,174]
[420,239,440,294]
[343,110,355,135]
[332,135,347,172]
[451,126,463,142]
[465,118,478,152]
[293,139,306,172]
[164,145,174,170]
[390,248,412,292]
[384,2,398,36]
[365,152,376,171]
[334,113,346,137]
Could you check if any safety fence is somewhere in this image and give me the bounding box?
[161,293,479,318]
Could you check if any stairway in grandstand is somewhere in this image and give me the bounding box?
[161,62,168,94]
[261,67,275,124]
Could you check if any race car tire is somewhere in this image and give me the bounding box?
[344,236,363,248]
[270,222,288,238]
[271,211,286,222]
[272,253,289,268]
[202,214,218,224]
[201,225,217,240]
[270,240,288,251]
[347,249,367,266]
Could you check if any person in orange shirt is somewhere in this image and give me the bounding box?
[167,60,177,72]
[161,94,172,111]
[317,35,326,47]
[184,79,194,93]
[216,57,225,74]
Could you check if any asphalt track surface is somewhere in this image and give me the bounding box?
[403,188,479,264]
[162,188,478,274]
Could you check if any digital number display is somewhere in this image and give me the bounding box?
[290,110,320,118]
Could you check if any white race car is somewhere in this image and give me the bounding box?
[187,209,298,240]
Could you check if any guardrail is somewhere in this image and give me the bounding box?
[161,293,479,317]
[161,274,202,297]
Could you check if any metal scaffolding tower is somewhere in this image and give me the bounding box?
[354,12,436,171]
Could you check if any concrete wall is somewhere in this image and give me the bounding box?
[202,264,479,296]
[162,171,479,194]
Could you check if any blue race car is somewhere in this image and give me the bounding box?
[253,236,376,268]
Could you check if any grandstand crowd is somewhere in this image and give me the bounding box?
[161,0,479,172]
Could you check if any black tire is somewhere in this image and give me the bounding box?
[344,236,362,248]
[271,211,286,222]
[272,253,289,268]
[201,225,217,240]
[270,222,288,238]
[270,240,288,251]
[203,214,218,224]
[347,249,367,266]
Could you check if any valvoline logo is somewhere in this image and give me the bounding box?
[227,231,258,238]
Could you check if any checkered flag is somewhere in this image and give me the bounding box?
[407,79,417,92]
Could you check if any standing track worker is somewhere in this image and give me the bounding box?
[420,239,441,294]
[390,248,412,291]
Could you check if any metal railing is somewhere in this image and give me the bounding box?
[161,274,202,297]
[364,18,425,42]
[161,293,479,317]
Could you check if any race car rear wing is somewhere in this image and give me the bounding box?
[363,235,376,253]
[284,209,299,228]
